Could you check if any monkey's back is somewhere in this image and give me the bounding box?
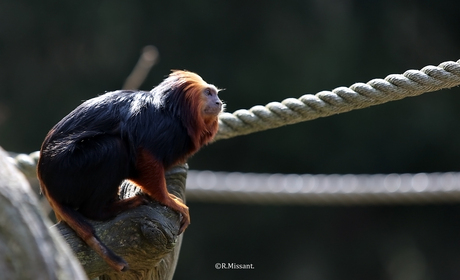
[38,90,193,209]
[40,90,193,169]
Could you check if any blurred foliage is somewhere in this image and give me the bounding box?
[1,0,460,279]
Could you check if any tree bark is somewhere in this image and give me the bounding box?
[0,147,87,280]
[54,165,188,280]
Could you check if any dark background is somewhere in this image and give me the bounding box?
[1,0,460,279]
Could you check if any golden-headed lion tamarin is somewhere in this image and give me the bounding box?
[37,70,223,271]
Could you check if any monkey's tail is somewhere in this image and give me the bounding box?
[46,193,129,272]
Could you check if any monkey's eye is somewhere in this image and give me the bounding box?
[204,88,213,96]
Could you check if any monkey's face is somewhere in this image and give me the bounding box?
[202,86,223,117]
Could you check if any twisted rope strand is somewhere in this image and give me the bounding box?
[215,59,460,141]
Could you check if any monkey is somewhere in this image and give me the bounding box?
[37,70,223,272]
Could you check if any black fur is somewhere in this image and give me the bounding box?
[38,77,195,219]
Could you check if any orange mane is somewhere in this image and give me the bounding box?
[169,70,220,148]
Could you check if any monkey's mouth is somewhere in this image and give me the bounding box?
[204,104,223,116]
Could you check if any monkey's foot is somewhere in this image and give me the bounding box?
[105,195,149,216]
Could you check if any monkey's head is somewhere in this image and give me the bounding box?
[168,70,223,122]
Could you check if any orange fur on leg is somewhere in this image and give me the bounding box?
[129,148,190,233]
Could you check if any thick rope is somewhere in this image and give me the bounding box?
[7,151,40,180]
[215,59,460,141]
[9,152,460,205]
[186,170,460,205]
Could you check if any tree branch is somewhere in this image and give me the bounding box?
[55,164,188,280]
[123,45,159,90]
